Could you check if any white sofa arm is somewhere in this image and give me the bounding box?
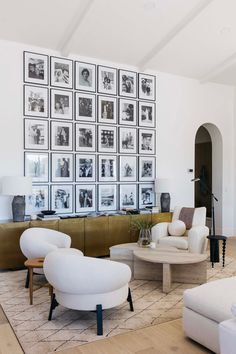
[219,317,236,354]
[188,225,209,253]
[151,222,170,243]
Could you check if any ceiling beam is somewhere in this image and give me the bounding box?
[57,0,95,57]
[138,0,214,71]
[199,51,236,83]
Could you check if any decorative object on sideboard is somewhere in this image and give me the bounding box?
[155,178,171,212]
[1,176,32,222]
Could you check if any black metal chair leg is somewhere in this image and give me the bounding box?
[127,287,134,312]
[25,269,29,289]
[48,293,59,321]
[96,304,103,335]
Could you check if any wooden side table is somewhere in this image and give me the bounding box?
[207,235,227,268]
[24,258,53,305]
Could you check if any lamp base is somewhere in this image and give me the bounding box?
[160,193,170,213]
[12,196,25,222]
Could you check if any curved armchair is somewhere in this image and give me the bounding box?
[151,207,209,253]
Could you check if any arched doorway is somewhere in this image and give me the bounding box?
[194,123,223,234]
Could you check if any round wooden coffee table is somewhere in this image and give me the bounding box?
[133,249,207,293]
[24,258,53,305]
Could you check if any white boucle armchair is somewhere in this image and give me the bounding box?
[151,206,209,253]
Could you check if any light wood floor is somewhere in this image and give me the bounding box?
[1,237,236,354]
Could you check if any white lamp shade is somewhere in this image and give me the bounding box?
[1,176,32,196]
[155,178,171,193]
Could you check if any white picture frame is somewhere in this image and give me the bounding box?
[75,154,96,182]
[25,185,49,214]
[119,155,137,182]
[51,121,73,151]
[119,98,137,126]
[98,95,117,124]
[24,85,48,118]
[75,184,96,213]
[119,184,137,209]
[51,89,73,120]
[75,92,96,122]
[98,125,117,153]
[119,69,137,98]
[24,51,48,85]
[75,61,96,92]
[75,123,96,152]
[24,118,48,150]
[51,153,73,182]
[51,56,73,89]
[98,184,117,211]
[139,129,155,155]
[139,156,155,182]
[24,152,49,182]
[98,65,117,95]
[51,184,73,214]
[139,183,155,208]
[139,101,155,128]
[119,127,137,154]
[98,155,117,182]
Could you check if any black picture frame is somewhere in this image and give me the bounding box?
[50,56,73,89]
[24,51,49,86]
[98,125,117,153]
[139,156,156,182]
[23,84,49,118]
[75,123,96,152]
[24,118,49,150]
[75,154,96,182]
[119,127,137,154]
[51,184,73,214]
[97,95,117,124]
[98,184,117,212]
[98,154,117,182]
[138,73,156,101]
[50,88,73,120]
[75,61,96,92]
[24,151,49,183]
[97,65,117,95]
[51,152,74,182]
[75,92,96,122]
[119,155,137,182]
[75,184,96,213]
[138,128,156,155]
[50,120,73,151]
[25,184,49,214]
[139,183,155,209]
[119,69,137,98]
[119,184,137,209]
[119,98,137,126]
[138,101,156,128]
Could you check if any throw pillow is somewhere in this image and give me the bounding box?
[168,220,186,236]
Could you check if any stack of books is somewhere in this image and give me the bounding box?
[37,213,60,221]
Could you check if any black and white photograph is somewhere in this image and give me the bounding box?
[24,152,49,182]
[139,129,155,155]
[98,155,117,182]
[75,61,96,92]
[24,118,48,150]
[139,101,155,127]
[98,65,117,95]
[119,155,137,182]
[98,184,117,212]
[51,89,73,120]
[139,73,156,101]
[119,184,137,209]
[51,184,73,214]
[51,153,73,182]
[119,69,137,98]
[98,95,117,124]
[119,98,137,126]
[25,185,49,214]
[76,184,96,213]
[75,123,96,152]
[75,92,96,122]
[51,56,73,89]
[119,127,137,154]
[51,121,73,151]
[24,85,48,118]
[139,156,155,181]
[139,183,155,208]
[98,125,117,153]
[76,154,96,182]
[24,51,48,85]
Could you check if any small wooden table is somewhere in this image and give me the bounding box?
[24,258,53,305]
[133,249,208,293]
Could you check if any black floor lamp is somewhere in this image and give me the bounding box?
[191,177,219,259]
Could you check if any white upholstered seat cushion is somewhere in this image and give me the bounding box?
[184,277,236,323]
[159,236,188,249]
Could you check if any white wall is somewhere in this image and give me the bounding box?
[0,39,235,235]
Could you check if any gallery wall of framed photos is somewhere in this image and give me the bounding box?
[23,51,157,215]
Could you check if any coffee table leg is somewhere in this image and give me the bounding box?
[163,263,172,293]
[29,267,33,305]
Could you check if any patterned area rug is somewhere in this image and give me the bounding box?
[0,257,236,354]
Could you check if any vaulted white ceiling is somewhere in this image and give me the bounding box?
[1,0,236,85]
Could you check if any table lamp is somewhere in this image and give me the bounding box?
[155,178,171,212]
[1,176,32,222]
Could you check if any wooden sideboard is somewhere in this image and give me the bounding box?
[0,212,172,269]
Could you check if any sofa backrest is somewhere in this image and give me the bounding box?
[172,206,206,227]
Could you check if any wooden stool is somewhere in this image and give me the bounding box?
[24,258,53,305]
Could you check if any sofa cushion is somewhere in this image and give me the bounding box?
[184,277,236,323]
[168,220,186,236]
[159,236,188,249]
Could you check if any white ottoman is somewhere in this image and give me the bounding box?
[219,318,236,354]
